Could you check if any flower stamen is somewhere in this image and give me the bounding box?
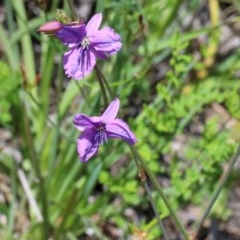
[95,127,107,146]
[81,37,90,49]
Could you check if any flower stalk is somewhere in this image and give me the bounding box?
[129,145,189,240]
[95,59,189,239]
[132,151,170,240]
[94,65,109,108]
[95,64,115,100]
[143,180,170,240]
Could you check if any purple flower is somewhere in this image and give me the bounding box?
[73,98,137,162]
[55,13,122,80]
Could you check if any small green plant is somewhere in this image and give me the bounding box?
[0,61,19,125]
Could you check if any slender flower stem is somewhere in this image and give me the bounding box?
[192,145,240,239]
[131,149,170,239]
[95,65,115,99]
[98,67,189,239]
[94,66,109,108]
[143,180,170,240]
[129,145,189,240]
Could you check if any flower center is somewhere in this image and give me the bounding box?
[95,126,107,146]
[81,37,90,49]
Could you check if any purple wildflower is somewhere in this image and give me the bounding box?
[55,13,122,80]
[73,98,137,162]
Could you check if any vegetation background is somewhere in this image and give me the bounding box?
[0,0,240,239]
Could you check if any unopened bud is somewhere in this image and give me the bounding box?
[38,20,62,34]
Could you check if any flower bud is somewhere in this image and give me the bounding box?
[38,20,62,34]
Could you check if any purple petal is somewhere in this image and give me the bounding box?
[63,47,96,80]
[106,118,137,145]
[90,27,122,56]
[56,24,86,46]
[73,114,95,131]
[101,98,120,123]
[91,49,108,59]
[86,13,102,36]
[89,116,103,126]
[77,129,99,162]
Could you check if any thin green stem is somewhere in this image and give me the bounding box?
[194,145,240,237]
[143,181,170,240]
[129,145,189,240]
[130,148,169,239]
[95,65,115,99]
[97,63,188,239]
[94,66,109,108]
